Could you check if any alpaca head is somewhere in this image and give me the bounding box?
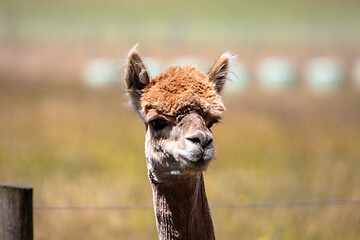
[125,46,230,182]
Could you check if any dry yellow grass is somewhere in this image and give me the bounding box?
[0,80,359,239]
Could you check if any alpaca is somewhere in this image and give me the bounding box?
[124,46,229,240]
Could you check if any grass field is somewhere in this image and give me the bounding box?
[0,79,359,239]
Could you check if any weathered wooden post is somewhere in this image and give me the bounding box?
[0,184,33,240]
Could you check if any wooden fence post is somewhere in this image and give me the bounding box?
[0,184,33,240]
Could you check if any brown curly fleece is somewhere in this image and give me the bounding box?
[141,65,225,118]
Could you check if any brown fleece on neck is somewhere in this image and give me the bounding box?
[141,66,225,118]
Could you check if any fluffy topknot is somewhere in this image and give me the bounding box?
[141,65,225,118]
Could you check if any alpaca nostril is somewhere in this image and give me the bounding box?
[186,130,213,148]
[187,137,201,145]
[205,138,213,147]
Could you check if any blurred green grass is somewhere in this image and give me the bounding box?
[0,80,359,239]
[1,0,360,46]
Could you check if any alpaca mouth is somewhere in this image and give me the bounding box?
[166,157,211,176]
[176,148,214,172]
[180,157,212,172]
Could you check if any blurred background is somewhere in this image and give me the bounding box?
[1,0,360,239]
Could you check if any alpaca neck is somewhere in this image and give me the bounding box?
[149,171,215,240]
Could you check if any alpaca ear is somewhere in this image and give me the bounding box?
[207,52,231,93]
[124,45,150,115]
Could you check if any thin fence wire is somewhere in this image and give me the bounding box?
[34,199,360,211]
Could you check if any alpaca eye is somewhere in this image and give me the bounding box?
[151,119,167,131]
[207,119,219,129]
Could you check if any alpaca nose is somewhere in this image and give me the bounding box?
[186,130,213,148]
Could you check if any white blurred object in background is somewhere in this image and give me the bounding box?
[83,58,119,87]
[143,57,164,79]
[224,61,249,94]
[170,56,210,73]
[305,57,344,93]
[256,57,296,91]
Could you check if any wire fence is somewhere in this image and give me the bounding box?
[34,199,360,211]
